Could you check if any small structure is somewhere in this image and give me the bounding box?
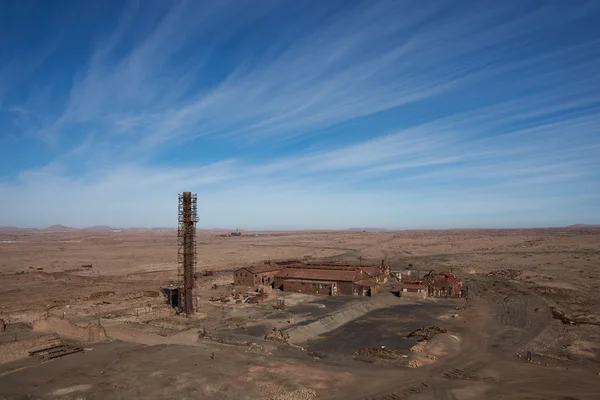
[361,263,390,284]
[394,269,424,282]
[161,287,180,309]
[400,282,427,299]
[354,278,380,296]
[423,271,463,298]
[234,264,283,286]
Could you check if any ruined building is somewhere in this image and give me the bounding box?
[234,260,389,296]
[423,271,463,298]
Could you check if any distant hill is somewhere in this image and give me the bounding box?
[0,225,178,233]
[566,224,600,228]
[347,228,390,232]
[0,226,34,234]
[43,224,75,232]
[84,225,115,231]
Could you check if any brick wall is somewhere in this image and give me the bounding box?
[234,270,255,286]
[283,280,335,295]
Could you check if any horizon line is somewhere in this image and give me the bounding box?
[1,224,599,232]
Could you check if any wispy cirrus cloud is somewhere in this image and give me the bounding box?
[1,0,599,228]
[37,1,598,152]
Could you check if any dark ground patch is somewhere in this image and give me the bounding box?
[305,303,456,356]
[265,296,361,321]
[230,324,270,338]
[288,296,362,317]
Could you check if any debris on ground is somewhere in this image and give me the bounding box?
[209,294,229,302]
[271,388,317,400]
[264,329,304,350]
[355,346,405,360]
[408,359,423,368]
[257,382,285,397]
[246,343,272,356]
[550,307,576,325]
[410,343,426,352]
[198,328,250,346]
[487,269,523,280]
[307,351,327,359]
[547,307,600,326]
[265,329,291,344]
[408,326,447,341]
[198,327,207,338]
[247,292,269,304]
[209,291,269,305]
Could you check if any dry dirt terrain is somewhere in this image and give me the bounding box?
[0,228,599,399]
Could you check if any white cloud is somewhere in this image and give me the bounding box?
[1,1,599,228]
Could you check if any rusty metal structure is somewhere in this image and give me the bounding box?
[178,192,198,316]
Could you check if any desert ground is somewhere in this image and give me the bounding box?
[1,228,599,399]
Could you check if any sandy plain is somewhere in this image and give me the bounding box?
[0,228,599,399]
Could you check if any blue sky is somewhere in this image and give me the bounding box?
[1,0,599,229]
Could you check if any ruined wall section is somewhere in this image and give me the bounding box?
[32,316,107,343]
[0,334,60,364]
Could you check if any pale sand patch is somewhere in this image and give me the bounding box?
[52,384,91,396]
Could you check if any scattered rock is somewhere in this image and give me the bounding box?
[265,329,291,344]
[355,347,405,360]
[410,343,426,353]
[408,326,447,341]
[550,307,575,325]
[246,343,272,356]
[487,269,522,280]
[308,351,327,359]
[271,388,317,400]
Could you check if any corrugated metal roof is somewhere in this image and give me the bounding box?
[275,268,359,282]
[291,264,358,271]
[236,264,283,274]
[361,266,384,277]
[284,279,336,285]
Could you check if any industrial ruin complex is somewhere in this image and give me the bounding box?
[0,191,481,400]
[235,260,390,296]
[174,192,462,303]
[3,190,591,400]
[232,259,464,300]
